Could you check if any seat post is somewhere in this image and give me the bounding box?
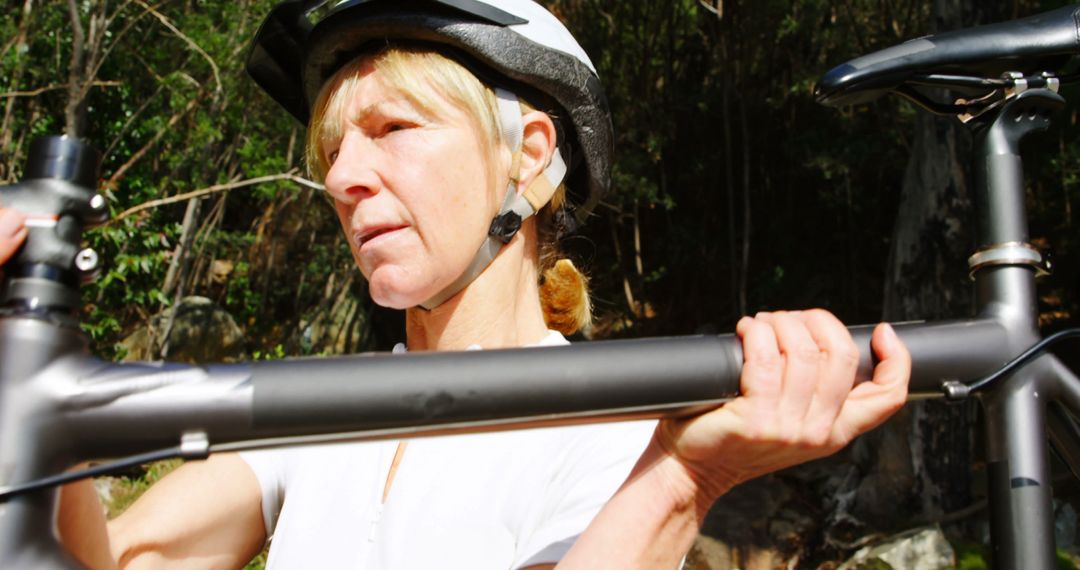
[971,88,1063,570]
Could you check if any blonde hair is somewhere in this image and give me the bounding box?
[307,45,591,334]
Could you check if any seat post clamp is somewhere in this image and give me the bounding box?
[967,241,1051,279]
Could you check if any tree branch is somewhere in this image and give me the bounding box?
[87,0,152,90]
[0,81,121,99]
[698,0,721,18]
[133,0,223,95]
[109,172,325,223]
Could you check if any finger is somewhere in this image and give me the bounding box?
[799,309,860,430]
[736,315,783,401]
[735,316,753,337]
[0,209,27,265]
[833,323,911,442]
[757,311,820,422]
[867,322,911,394]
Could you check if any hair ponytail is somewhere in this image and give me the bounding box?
[539,258,591,335]
[536,195,591,335]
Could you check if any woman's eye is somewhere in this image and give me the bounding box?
[384,122,411,135]
[327,150,339,164]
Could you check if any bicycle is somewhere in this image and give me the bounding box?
[3,3,1080,569]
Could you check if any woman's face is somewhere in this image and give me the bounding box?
[321,60,505,309]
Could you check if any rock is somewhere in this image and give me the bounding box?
[691,473,816,569]
[685,535,736,570]
[118,296,246,363]
[839,525,955,570]
[850,414,917,529]
[685,534,789,570]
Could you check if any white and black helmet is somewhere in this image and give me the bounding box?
[247,0,613,224]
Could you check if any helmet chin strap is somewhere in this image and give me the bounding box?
[419,88,568,310]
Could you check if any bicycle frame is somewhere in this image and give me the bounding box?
[1,38,1079,570]
[969,88,1075,568]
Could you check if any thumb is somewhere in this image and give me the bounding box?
[0,209,27,265]
[833,323,910,440]
[870,322,911,385]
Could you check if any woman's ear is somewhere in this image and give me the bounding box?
[515,110,558,195]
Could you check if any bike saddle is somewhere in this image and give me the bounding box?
[816,3,1080,109]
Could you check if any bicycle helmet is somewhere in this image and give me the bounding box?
[247,0,612,309]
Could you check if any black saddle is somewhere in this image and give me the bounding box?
[816,4,1080,108]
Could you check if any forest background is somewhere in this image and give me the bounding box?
[2,0,1079,568]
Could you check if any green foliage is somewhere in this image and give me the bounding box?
[2,0,1064,350]
[252,344,285,361]
[0,0,380,356]
[953,541,1079,570]
[243,552,267,570]
[953,541,989,570]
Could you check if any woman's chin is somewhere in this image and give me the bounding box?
[367,271,439,310]
[368,284,417,310]
[370,293,415,310]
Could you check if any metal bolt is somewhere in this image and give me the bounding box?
[75,248,99,272]
[941,380,971,401]
[89,194,106,210]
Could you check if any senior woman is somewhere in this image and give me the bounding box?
[44,1,910,568]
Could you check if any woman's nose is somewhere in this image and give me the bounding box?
[323,135,380,205]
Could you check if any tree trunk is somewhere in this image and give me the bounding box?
[851,0,1006,532]
[738,95,751,317]
[723,80,738,318]
[64,0,88,137]
[64,0,109,138]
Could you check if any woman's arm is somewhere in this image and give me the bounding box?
[59,479,116,569]
[0,202,266,570]
[559,311,911,568]
[59,454,267,570]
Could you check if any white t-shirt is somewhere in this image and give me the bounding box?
[240,331,656,569]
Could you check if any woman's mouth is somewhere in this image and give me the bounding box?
[354,225,408,248]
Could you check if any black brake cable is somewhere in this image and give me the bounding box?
[942,327,1080,400]
[0,433,208,502]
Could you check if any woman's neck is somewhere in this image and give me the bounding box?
[404,230,549,352]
